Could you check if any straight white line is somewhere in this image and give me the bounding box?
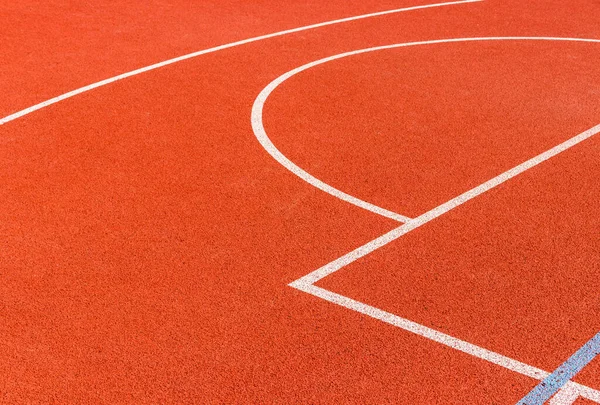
[0,0,482,126]
[549,386,581,405]
[293,283,600,402]
[290,122,600,285]
[288,122,600,402]
[288,224,412,286]
[293,283,546,380]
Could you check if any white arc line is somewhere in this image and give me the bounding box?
[251,93,412,222]
[251,36,600,223]
[0,0,481,126]
[250,37,600,402]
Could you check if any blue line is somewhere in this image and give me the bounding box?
[516,331,600,405]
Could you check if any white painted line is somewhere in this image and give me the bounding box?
[266,38,600,403]
[549,386,581,405]
[252,36,600,224]
[296,282,549,379]
[288,224,411,286]
[289,121,600,285]
[252,90,412,222]
[292,284,600,402]
[287,121,600,403]
[0,0,481,126]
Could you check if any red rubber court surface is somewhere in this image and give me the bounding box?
[0,1,599,404]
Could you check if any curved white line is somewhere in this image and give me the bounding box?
[0,0,481,126]
[251,36,600,222]
[251,77,412,222]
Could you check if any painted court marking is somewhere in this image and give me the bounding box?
[549,386,581,405]
[286,123,600,403]
[517,332,600,405]
[253,86,411,222]
[251,38,600,402]
[0,0,480,126]
[3,0,597,401]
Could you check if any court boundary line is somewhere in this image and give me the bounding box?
[250,38,600,402]
[0,0,481,126]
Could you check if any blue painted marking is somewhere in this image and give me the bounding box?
[516,331,600,405]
